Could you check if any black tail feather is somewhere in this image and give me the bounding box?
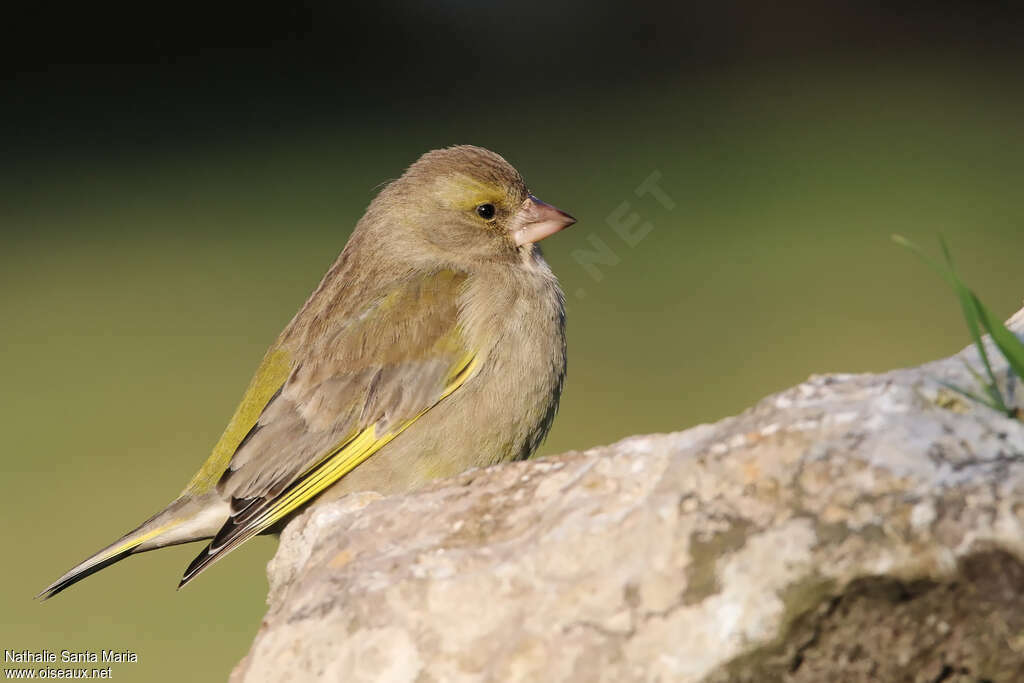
[178,543,217,589]
[37,548,136,601]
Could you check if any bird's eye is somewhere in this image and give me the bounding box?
[475,203,496,220]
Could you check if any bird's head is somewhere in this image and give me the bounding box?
[364,145,575,268]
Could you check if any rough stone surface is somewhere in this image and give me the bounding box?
[232,307,1024,683]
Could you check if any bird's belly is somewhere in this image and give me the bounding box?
[316,360,561,502]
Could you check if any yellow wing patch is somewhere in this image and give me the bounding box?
[183,347,291,495]
[179,354,477,587]
[249,354,476,533]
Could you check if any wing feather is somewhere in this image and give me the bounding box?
[179,269,476,586]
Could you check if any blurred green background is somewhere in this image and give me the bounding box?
[3,2,1024,681]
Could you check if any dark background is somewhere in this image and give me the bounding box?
[5,2,1023,157]
[4,2,1024,680]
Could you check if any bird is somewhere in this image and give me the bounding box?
[39,145,575,599]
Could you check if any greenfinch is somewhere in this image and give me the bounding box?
[40,145,574,598]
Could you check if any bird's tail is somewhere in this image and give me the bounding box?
[36,496,215,600]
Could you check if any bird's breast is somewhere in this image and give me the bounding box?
[455,260,567,462]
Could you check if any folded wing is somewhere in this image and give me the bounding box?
[180,269,476,587]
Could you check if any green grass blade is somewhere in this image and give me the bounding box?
[893,234,1000,390]
[891,235,956,288]
[937,378,1000,411]
[961,358,1009,412]
[937,236,1001,391]
[972,293,1024,382]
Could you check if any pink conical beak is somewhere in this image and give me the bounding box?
[510,195,576,246]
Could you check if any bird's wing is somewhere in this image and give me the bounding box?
[180,268,477,586]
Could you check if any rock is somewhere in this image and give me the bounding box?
[232,306,1024,683]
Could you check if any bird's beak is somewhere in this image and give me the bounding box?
[510,195,576,247]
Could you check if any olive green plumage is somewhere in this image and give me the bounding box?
[39,145,575,598]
